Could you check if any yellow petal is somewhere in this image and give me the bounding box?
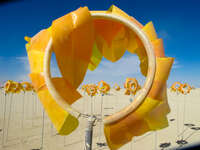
[37,88,79,135]
[104,57,174,150]
[51,7,94,89]
[29,73,81,104]
[28,29,51,52]
[88,43,103,71]
[142,21,157,42]
[27,51,44,73]
[152,39,165,57]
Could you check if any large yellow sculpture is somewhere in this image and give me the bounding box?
[25,5,174,149]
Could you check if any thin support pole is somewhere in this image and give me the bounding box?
[2,94,7,147]
[182,95,187,140]
[176,94,180,139]
[90,96,93,116]
[130,139,133,150]
[32,92,34,127]
[154,131,157,150]
[33,93,37,127]
[0,90,3,126]
[85,116,95,150]
[40,109,45,150]
[6,94,13,142]
[64,136,66,147]
[83,91,86,114]
[98,94,104,142]
[51,123,54,137]
[21,93,25,129]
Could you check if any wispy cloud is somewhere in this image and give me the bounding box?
[88,55,140,76]
[17,74,30,81]
[45,54,143,86]
[172,60,182,69]
[0,56,30,83]
[0,54,183,87]
[0,54,62,84]
[15,56,30,72]
[83,55,145,85]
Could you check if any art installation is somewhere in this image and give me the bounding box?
[124,78,140,96]
[24,5,175,150]
[2,1,200,149]
[113,83,120,91]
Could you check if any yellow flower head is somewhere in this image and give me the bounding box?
[97,80,110,94]
[86,84,98,96]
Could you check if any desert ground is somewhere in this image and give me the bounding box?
[0,88,200,150]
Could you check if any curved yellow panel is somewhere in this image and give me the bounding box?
[37,86,79,135]
[92,5,133,62]
[91,6,159,78]
[152,39,165,57]
[26,29,51,52]
[51,7,94,89]
[136,22,158,77]
[145,86,170,130]
[25,17,85,135]
[93,19,127,62]
[108,5,143,28]
[26,30,51,73]
[104,57,174,150]
[52,78,82,105]
[27,51,45,73]
[142,22,158,42]
[29,73,80,135]
[25,5,174,149]
[88,43,103,71]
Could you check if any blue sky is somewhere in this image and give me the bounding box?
[0,0,200,87]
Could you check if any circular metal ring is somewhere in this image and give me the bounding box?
[44,12,156,124]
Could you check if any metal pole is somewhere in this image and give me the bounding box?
[6,94,13,142]
[21,92,25,129]
[2,93,7,147]
[154,131,157,150]
[85,116,95,150]
[40,109,45,150]
[98,94,103,142]
[182,95,186,140]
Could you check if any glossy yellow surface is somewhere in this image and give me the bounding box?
[25,5,174,149]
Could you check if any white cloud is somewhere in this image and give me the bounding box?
[17,74,30,82]
[172,60,182,69]
[83,55,144,85]
[14,56,30,82]
[15,56,30,72]
[87,55,140,76]
[0,54,145,86]
[48,54,143,85]
[4,55,60,82]
[0,56,30,83]
[15,56,28,61]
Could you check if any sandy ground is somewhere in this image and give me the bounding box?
[0,88,200,150]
